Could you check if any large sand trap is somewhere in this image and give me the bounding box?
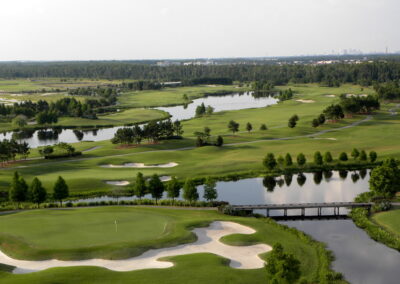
[296,99,315,103]
[313,137,337,141]
[325,94,335,97]
[0,221,271,274]
[105,181,130,186]
[101,162,178,168]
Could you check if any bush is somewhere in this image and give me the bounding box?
[339,152,348,161]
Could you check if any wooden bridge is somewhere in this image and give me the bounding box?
[231,202,373,217]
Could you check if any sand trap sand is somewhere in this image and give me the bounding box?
[101,162,178,168]
[0,221,271,274]
[159,176,172,182]
[296,99,315,103]
[105,181,130,186]
[325,94,335,97]
[313,137,337,141]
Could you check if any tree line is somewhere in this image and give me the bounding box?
[9,172,69,207]
[263,149,378,171]
[133,173,218,204]
[0,97,115,126]
[1,61,399,86]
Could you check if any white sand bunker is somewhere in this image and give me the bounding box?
[325,94,335,97]
[346,93,368,98]
[313,137,337,141]
[0,221,271,274]
[101,162,178,168]
[104,181,130,186]
[296,99,315,103]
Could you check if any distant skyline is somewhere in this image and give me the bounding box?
[0,0,399,61]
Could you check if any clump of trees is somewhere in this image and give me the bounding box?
[288,114,299,128]
[339,95,380,117]
[228,120,240,134]
[194,127,224,147]
[38,142,81,159]
[265,243,301,284]
[112,119,181,145]
[195,103,214,117]
[374,82,400,100]
[277,88,293,101]
[0,139,30,164]
[251,81,274,92]
[369,158,400,198]
[322,104,344,122]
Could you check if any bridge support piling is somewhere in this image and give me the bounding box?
[266,209,269,217]
[301,208,305,217]
[284,209,287,217]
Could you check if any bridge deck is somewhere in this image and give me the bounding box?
[232,202,373,210]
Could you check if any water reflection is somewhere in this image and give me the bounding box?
[339,170,348,180]
[73,130,84,141]
[75,171,370,210]
[323,170,333,180]
[297,173,306,187]
[313,171,323,185]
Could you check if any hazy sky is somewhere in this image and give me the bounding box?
[0,0,399,60]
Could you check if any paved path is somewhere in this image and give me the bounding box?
[1,115,372,170]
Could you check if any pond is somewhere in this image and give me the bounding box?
[74,170,370,214]
[282,219,400,284]
[155,91,278,121]
[2,92,278,148]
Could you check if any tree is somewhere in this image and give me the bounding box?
[183,178,199,204]
[246,122,253,133]
[206,105,214,115]
[318,113,326,124]
[215,135,224,147]
[265,243,301,284]
[359,150,367,161]
[148,174,164,204]
[312,118,319,128]
[288,115,298,128]
[9,172,28,206]
[195,103,206,117]
[314,151,323,165]
[38,145,54,157]
[369,159,400,197]
[324,151,333,163]
[228,120,239,134]
[203,177,217,202]
[263,153,277,171]
[29,177,47,207]
[351,148,360,160]
[296,153,306,166]
[134,172,146,199]
[166,176,181,203]
[53,176,69,206]
[173,120,184,136]
[12,115,28,128]
[339,152,348,161]
[277,155,285,168]
[285,153,293,166]
[369,151,378,163]
[323,104,344,121]
[260,124,267,130]
[204,127,211,142]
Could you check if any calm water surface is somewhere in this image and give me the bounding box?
[282,219,400,284]
[2,92,277,147]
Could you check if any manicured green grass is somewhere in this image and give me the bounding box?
[1,84,398,194]
[372,209,400,237]
[0,207,340,283]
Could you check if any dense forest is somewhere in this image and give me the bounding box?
[0,61,400,86]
